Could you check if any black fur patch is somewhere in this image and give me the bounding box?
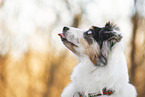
[90,22,121,66]
[105,21,120,31]
[92,22,120,48]
[92,26,102,42]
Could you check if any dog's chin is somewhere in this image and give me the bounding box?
[58,33,78,53]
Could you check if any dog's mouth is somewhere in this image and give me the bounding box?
[58,33,78,53]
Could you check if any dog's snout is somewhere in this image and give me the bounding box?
[63,26,69,32]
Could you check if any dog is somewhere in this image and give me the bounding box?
[58,22,137,97]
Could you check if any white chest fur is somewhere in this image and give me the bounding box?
[70,44,132,96]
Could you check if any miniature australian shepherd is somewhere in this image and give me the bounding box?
[58,22,137,97]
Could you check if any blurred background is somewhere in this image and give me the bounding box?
[0,0,144,97]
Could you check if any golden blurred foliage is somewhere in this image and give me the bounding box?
[0,44,77,97]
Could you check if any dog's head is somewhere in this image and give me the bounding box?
[58,22,122,66]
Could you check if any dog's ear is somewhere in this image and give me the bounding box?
[105,21,120,31]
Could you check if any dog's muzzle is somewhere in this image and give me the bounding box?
[58,27,78,53]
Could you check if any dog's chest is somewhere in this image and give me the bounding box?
[71,64,115,93]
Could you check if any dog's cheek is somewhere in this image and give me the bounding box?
[80,39,101,65]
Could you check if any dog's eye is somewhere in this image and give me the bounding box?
[87,30,92,35]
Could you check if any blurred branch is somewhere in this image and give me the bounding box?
[130,0,139,84]
[139,75,145,97]
[63,0,83,28]
[138,50,145,66]
[0,0,3,8]
[72,13,82,28]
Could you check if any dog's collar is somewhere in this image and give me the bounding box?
[73,88,114,97]
[88,88,114,96]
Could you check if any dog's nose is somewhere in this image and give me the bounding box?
[63,26,69,32]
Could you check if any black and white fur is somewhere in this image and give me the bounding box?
[59,22,137,97]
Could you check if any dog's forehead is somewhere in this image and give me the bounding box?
[68,26,102,33]
[69,26,87,31]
